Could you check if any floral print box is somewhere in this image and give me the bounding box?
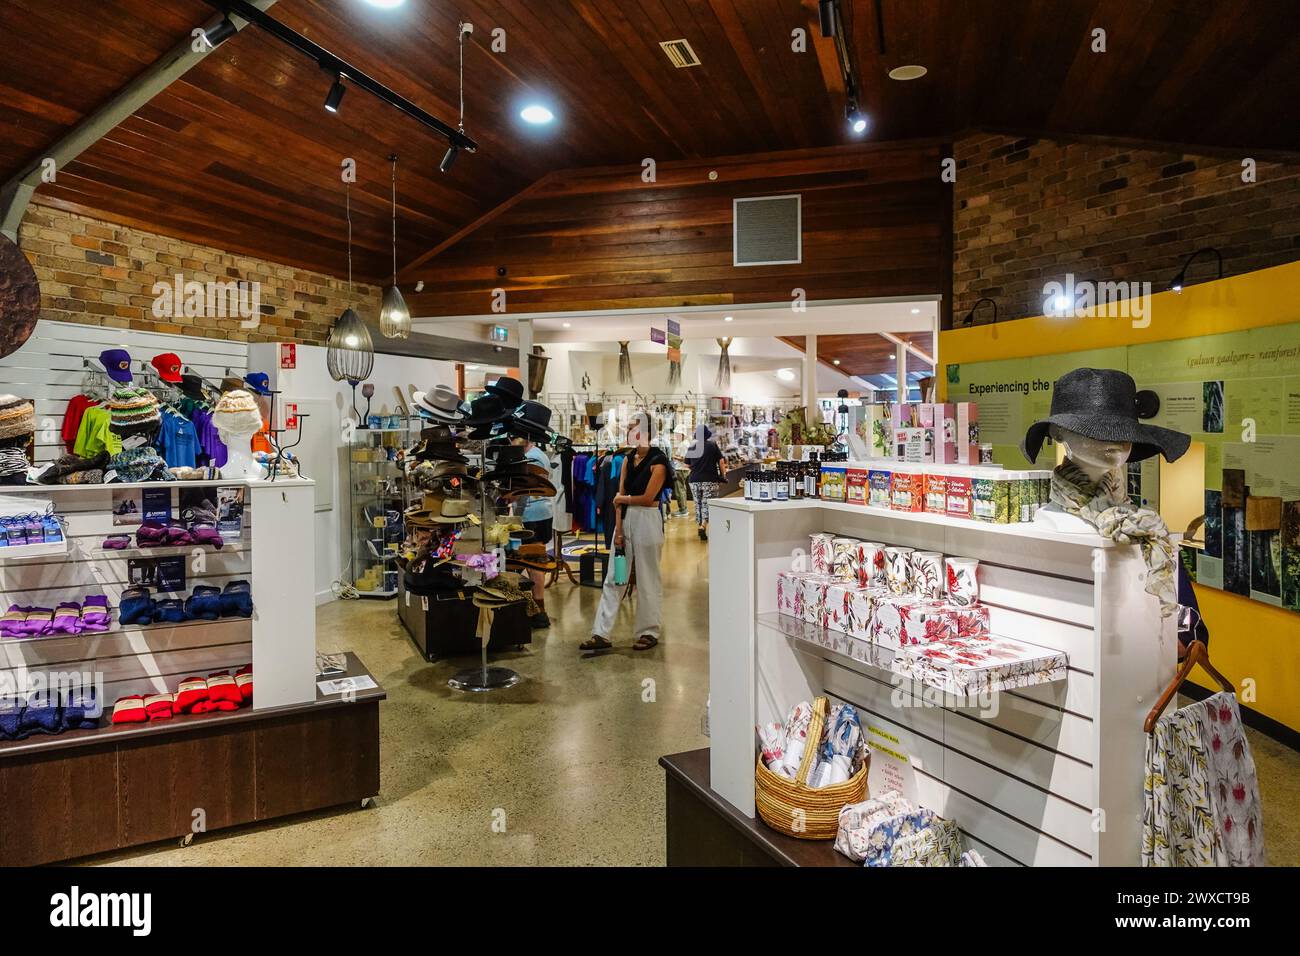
[825,583,880,641]
[893,635,1067,696]
[871,596,954,650]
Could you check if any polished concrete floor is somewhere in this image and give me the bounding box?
[92,510,1300,866]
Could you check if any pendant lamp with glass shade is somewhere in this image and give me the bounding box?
[326,184,375,422]
[379,153,411,339]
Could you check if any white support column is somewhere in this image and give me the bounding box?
[517,317,534,396]
[896,344,909,403]
[802,333,818,410]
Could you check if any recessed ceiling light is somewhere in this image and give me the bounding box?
[910,307,920,314]
[520,104,554,124]
[466,364,480,370]
[777,368,796,382]
[723,315,734,322]
[562,321,571,328]
[832,359,841,366]
[361,0,405,8]
[889,353,896,360]
[888,65,927,81]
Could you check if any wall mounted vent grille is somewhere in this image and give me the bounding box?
[659,38,702,68]
[733,195,802,266]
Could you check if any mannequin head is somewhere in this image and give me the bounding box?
[213,389,266,480]
[1049,424,1131,481]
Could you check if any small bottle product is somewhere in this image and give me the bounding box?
[757,469,772,502]
[743,467,754,500]
[787,461,800,499]
[805,453,819,498]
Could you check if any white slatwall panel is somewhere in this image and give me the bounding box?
[1,320,249,463]
[0,483,254,703]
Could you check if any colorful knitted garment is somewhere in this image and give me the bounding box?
[1050,460,1177,617]
[107,447,173,483]
[0,395,35,440]
[0,446,29,478]
[107,386,160,430]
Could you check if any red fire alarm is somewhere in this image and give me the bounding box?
[284,403,299,429]
[280,343,297,369]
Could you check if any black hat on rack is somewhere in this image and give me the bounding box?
[411,424,468,464]
[1021,368,1191,465]
[179,374,207,400]
[505,400,552,441]
[484,376,525,410]
[461,394,512,426]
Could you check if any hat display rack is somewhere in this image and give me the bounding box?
[402,378,569,692]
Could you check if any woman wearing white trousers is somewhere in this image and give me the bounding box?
[583,412,668,652]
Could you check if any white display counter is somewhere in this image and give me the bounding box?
[707,496,1177,866]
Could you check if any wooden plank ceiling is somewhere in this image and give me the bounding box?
[780,332,933,381]
[2,0,1297,284]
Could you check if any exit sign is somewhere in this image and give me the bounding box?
[490,325,509,343]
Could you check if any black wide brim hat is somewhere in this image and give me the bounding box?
[462,395,512,426]
[1021,367,1191,465]
[484,376,525,409]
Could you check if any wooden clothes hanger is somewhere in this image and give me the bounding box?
[1144,640,1235,734]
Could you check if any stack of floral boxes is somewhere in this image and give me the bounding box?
[775,532,1067,695]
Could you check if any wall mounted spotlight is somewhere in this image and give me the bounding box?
[1169,247,1223,292]
[962,297,998,327]
[202,17,238,47]
[440,145,459,172]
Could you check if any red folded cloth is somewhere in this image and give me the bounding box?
[235,663,253,704]
[205,671,241,711]
[111,696,147,724]
[173,676,208,714]
[144,693,174,720]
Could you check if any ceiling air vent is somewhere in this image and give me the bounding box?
[659,38,701,68]
[733,195,802,267]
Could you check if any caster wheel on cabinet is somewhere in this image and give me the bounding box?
[361,797,374,809]
[179,833,195,848]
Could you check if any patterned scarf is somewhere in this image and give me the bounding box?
[1050,460,1177,618]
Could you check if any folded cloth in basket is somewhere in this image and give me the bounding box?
[834,790,915,862]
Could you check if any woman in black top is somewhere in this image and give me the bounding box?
[582,411,668,652]
[684,425,726,541]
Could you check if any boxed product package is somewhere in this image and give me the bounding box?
[868,469,892,508]
[924,472,948,513]
[900,601,958,646]
[972,476,1010,523]
[846,467,868,505]
[956,402,979,465]
[776,570,805,617]
[890,469,925,512]
[945,473,973,519]
[858,404,894,458]
[810,532,836,574]
[893,636,1067,697]
[799,574,834,627]
[894,426,933,463]
[871,594,922,650]
[920,404,956,464]
[826,583,880,641]
[944,602,992,639]
[821,464,847,502]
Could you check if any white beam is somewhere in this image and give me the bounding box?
[0,1,279,241]
[802,334,818,410]
[879,330,934,367]
[517,317,534,396]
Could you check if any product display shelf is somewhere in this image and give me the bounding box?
[705,496,1176,867]
[755,611,1068,700]
[349,429,405,599]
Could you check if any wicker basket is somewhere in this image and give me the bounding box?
[755,696,870,840]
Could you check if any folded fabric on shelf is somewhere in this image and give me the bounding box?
[173,676,209,714]
[205,671,242,711]
[235,663,253,703]
[81,595,110,632]
[144,693,174,720]
[61,688,100,730]
[48,602,83,635]
[110,696,147,724]
[18,693,62,735]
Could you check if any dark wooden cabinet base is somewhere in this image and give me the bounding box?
[0,654,383,866]
[660,749,857,867]
[398,575,531,661]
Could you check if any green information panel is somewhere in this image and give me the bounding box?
[947,323,1300,613]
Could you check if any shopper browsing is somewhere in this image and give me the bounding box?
[582,412,668,652]
[684,425,726,541]
[512,435,554,629]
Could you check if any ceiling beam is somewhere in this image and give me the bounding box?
[0,0,279,243]
[878,330,933,366]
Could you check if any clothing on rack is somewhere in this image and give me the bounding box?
[157,411,200,469]
[72,406,122,459]
[61,394,99,453]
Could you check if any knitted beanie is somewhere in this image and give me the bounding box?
[212,388,263,435]
[107,386,160,430]
[0,395,36,440]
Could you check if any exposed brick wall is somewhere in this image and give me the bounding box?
[952,134,1300,325]
[17,203,378,345]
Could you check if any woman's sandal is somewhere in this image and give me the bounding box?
[580,636,613,652]
[633,634,659,651]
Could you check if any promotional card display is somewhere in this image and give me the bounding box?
[216,486,246,539]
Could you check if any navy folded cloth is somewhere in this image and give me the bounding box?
[18,694,61,735]
[219,580,253,619]
[0,701,25,740]
[185,585,222,621]
[118,586,156,626]
[155,598,188,624]
[62,689,101,730]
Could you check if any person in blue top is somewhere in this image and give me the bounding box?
[514,436,554,629]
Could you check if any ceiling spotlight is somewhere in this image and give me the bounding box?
[323,74,346,113]
[888,65,928,81]
[777,368,796,382]
[520,104,555,124]
[818,0,838,38]
[724,315,734,322]
[440,144,459,173]
[562,322,571,328]
[846,101,868,134]
[466,364,480,370]
[361,0,406,7]
[910,307,920,314]
[414,281,425,292]
[202,18,237,48]
[832,359,841,366]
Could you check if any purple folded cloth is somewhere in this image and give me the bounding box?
[81,595,110,632]
[102,535,132,550]
[48,602,83,635]
[19,607,52,637]
[190,524,224,550]
[1,604,29,638]
[136,520,168,547]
